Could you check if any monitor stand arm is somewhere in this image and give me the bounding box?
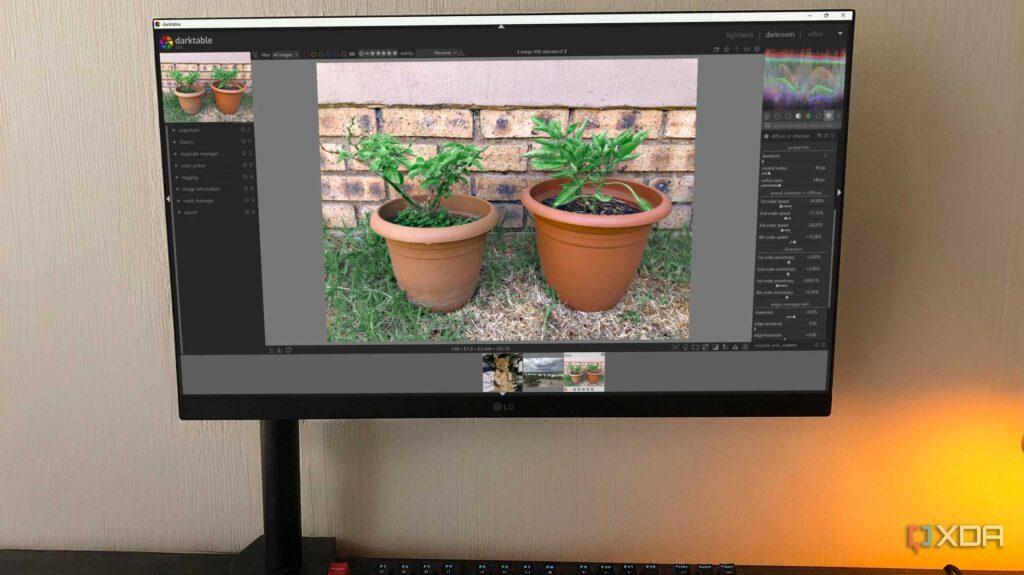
[230,420,338,575]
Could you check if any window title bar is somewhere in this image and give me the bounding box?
[154,11,853,30]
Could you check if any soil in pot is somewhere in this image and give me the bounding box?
[370,195,499,312]
[522,178,672,312]
[541,196,640,216]
[174,87,204,115]
[211,82,246,115]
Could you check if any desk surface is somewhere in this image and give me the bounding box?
[2,550,1022,575]
[1,549,232,574]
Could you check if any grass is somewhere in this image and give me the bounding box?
[162,92,254,123]
[323,221,467,342]
[640,228,692,284]
[323,218,693,343]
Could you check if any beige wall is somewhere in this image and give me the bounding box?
[1,0,1022,570]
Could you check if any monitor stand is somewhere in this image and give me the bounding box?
[229,420,337,575]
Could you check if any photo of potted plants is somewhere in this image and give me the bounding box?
[170,70,203,115]
[332,123,498,312]
[161,54,254,123]
[585,362,603,384]
[523,116,672,311]
[210,66,247,115]
[318,57,696,342]
[568,364,586,384]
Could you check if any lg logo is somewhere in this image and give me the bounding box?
[492,401,515,413]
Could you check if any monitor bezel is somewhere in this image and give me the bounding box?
[156,9,854,420]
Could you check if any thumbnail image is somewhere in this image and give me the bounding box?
[319,58,696,344]
[564,352,605,392]
[763,49,846,110]
[160,52,253,122]
[482,353,523,394]
[521,354,565,392]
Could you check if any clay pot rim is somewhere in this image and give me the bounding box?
[370,195,499,244]
[173,87,204,98]
[522,177,671,229]
[211,82,246,94]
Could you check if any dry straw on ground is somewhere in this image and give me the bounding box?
[462,239,690,341]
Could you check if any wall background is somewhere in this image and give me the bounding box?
[1,0,1022,570]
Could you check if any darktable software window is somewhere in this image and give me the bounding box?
[154,13,852,395]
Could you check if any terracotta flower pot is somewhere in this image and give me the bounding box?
[586,370,603,384]
[211,82,245,115]
[521,178,672,311]
[174,87,204,115]
[370,195,498,312]
[569,372,585,384]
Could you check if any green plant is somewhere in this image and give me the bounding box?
[333,121,485,228]
[525,116,652,213]
[587,363,601,373]
[170,70,200,93]
[569,364,584,375]
[211,66,241,89]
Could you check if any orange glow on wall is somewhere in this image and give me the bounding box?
[822,392,1024,569]
[625,386,1024,570]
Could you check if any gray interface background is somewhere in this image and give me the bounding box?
[179,54,831,395]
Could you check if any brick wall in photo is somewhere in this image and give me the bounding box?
[160,62,252,93]
[318,106,696,231]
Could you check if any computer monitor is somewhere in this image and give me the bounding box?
[154,10,854,420]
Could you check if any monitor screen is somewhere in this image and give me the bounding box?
[154,10,854,419]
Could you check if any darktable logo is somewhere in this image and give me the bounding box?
[161,35,213,50]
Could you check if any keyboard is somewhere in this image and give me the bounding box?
[344,559,737,575]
